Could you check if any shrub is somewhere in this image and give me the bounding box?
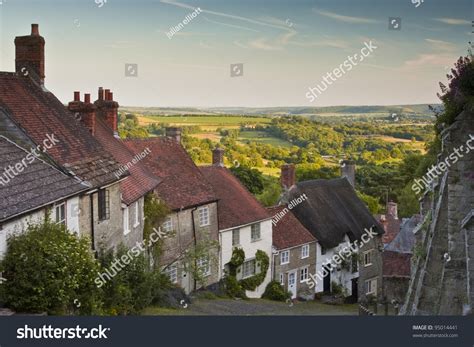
[262,281,291,301]
[0,220,101,315]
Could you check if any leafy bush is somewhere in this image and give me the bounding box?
[0,220,101,315]
[262,281,291,301]
[223,276,247,299]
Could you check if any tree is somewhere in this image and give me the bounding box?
[0,219,102,315]
[229,165,265,194]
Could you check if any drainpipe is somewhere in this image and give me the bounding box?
[190,207,198,291]
[90,194,95,253]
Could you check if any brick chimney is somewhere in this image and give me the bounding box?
[387,201,398,219]
[280,164,296,190]
[94,87,119,138]
[68,91,96,135]
[212,148,224,167]
[15,24,45,85]
[340,160,356,188]
[165,127,181,143]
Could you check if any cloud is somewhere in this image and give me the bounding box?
[425,39,456,51]
[401,53,456,69]
[312,7,379,24]
[202,16,260,33]
[247,38,283,51]
[433,17,470,25]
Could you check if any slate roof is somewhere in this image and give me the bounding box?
[0,72,124,188]
[267,205,316,250]
[124,138,217,210]
[385,215,420,254]
[200,166,271,230]
[0,136,89,222]
[383,250,411,278]
[94,117,160,205]
[286,177,384,249]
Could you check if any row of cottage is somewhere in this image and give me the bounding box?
[0,24,392,305]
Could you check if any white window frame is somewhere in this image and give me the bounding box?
[242,259,256,278]
[301,244,309,259]
[162,217,173,233]
[280,250,290,265]
[197,256,211,277]
[123,206,130,235]
[165,264,178,284]
[198,206,210,227]
[365,278,377,295]
[133,201,140,228]
[300,266,309,283]
[364,250,373,267]
[54,202,66,226]
[232,228,240,246]
[251,223,261,242]
[279,273,284,285]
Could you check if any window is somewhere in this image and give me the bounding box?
[165,264,178,283]
[98,189,110,221]
[279,273,284,285]
[197,257,211,276]
[162,217,173,233]
[123,206,130,235]
[364,250,373,267]
[300,267,309,282]
[198,207,210,227]
[301,244,309,259]
[242,259,256,278]
[320,242,326,255]
[54,202,66,225]
[365,278,377,295]
[280,250,290,265]
[251,223,260,242]
[232,228,240,246]
[351,255,358,273]
[133,201,140,227]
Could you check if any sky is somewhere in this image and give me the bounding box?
[0,0,472,107]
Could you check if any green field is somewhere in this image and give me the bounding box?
[238,131,293,148]
[138,115,271,129]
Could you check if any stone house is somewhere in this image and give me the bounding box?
[279,163,384,302]
[200,148,273,298]
[0,24,127,252]
[124,134,220,294]
[267,205,316,300]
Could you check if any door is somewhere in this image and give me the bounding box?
[288,271,297,299]
[323,265,331,292]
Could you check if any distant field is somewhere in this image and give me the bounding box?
[137,115,271,127]
[238,131,293,148]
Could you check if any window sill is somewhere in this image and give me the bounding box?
[251,238,262,243]
[364,263,372,267]
[123,229,131,236]
[133,223,140,228]
[301,255,309,259]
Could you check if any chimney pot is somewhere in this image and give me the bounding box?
[165,127,182,143]
[84,93,91,104]
[340,160,356,188]
[31,24,39,36]
[104,89,111,101]
[280,164,296,190]
[98,87,104,101]
[212,148,224,167]
[74,91,80,102]
[109,92,113,101]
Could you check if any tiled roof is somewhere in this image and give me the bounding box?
[94,117,160,205]
[385,215,419,253]
[267,205,316,250]
[383,250,411,278]
[0,72,123,188]
[124,138,217,210]
[200,166,270,230]
[287,178,384,249]
[0,135,89,222]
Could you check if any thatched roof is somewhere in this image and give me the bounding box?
[287,177,384,249]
